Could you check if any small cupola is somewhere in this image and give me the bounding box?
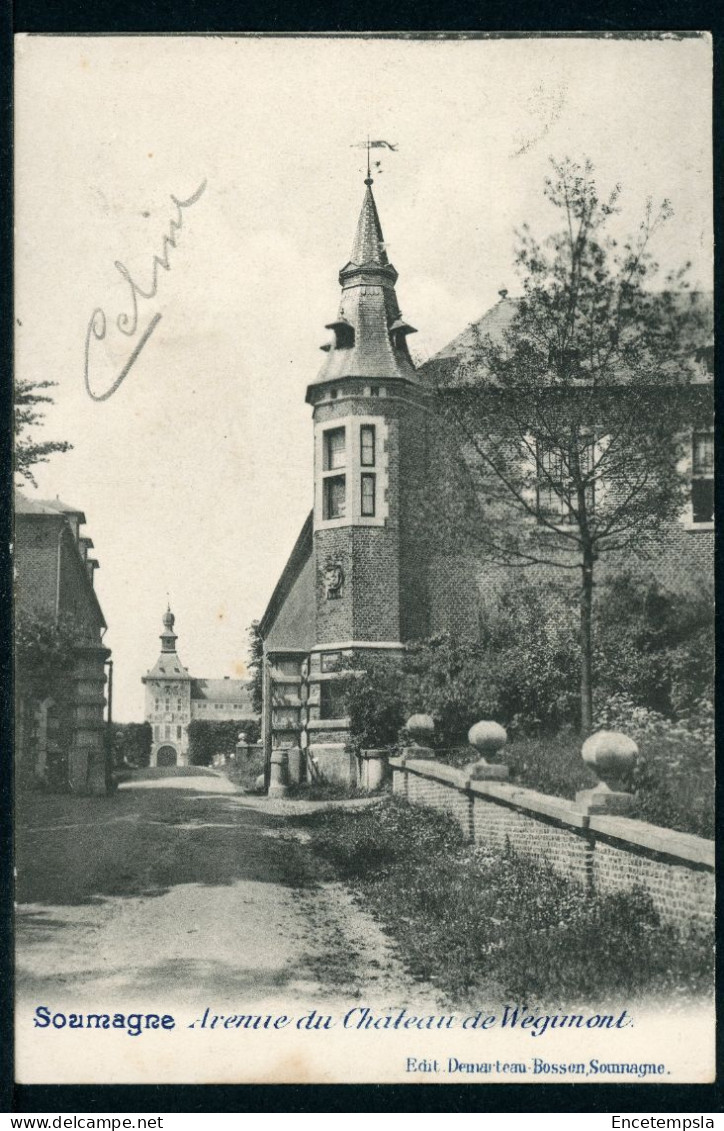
[160,604,178,653]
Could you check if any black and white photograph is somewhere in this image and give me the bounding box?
[12,32,715,1086]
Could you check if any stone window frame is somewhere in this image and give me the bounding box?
[679,427,715,531]
[315,415,389,531]
[323,474,347,521]
[534,433,596,525]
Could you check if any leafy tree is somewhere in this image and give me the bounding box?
[436,157,711,732]
[15,379,72,486]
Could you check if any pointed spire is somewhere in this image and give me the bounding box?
[348,181,389,268]
[307,175,420,397]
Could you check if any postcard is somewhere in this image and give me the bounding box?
[13,32,714,1086]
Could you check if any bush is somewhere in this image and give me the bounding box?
[478,586,580,732]
[15,610,80,702]
[187,719,259,766]
[299,798,712,1004]
[224,743,265,791]
[343,569,712,749]
[344,657,407,752]
[594,571,714,718]
[112,722,152,768]
[497,731,596,799]
[404,635,503,744]
[594,692,714,838]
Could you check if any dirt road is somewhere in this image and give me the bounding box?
[15,772,444,1014]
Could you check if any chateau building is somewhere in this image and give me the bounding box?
[15,492,111,794]
[257,176,713,784]
[142,608,256,766]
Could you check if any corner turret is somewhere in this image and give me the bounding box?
[307,177,418,398]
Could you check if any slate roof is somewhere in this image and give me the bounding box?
[308,181,420,392]
[258,511,314,639]
[420,292,713,390]
[144,654,191,681]
[191,678,254,706]
[15,492,87,522]
[346,183,389,268]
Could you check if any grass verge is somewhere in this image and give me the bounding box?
[296,796,713,1006]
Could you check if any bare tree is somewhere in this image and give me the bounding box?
[437,158,712,732]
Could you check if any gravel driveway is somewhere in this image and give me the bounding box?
[15,773,445,1013]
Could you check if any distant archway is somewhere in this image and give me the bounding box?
[156,745,177,767]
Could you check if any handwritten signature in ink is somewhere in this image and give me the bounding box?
[84,179,207,401]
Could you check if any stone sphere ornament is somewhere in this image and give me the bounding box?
[468,720,507,757]
[581,730,638,791]
[466,720,509,781]
[406,714,435,747]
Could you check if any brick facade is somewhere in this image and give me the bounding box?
[15,495,110,795]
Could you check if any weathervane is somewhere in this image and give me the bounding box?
[351,138,398,183]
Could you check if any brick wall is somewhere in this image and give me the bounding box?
[15,517,63,619]
[471,788,591,888]
[390,757,714,937]
[398,401,432,641]
[16,517,105,644]
[406,768,472,837]
[313,395,404,645]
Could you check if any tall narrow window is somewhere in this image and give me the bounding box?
[324,476,346,519]
[536,443,569,518]
[324,427,346,470]
[361,473,376,517]
[692,431,714,524]
[361,424,376,467]
[176,725,182,739]
[536,436,595,521]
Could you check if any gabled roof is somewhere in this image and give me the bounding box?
[431,298,518,365]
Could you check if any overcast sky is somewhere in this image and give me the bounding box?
[14,34,712,720]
